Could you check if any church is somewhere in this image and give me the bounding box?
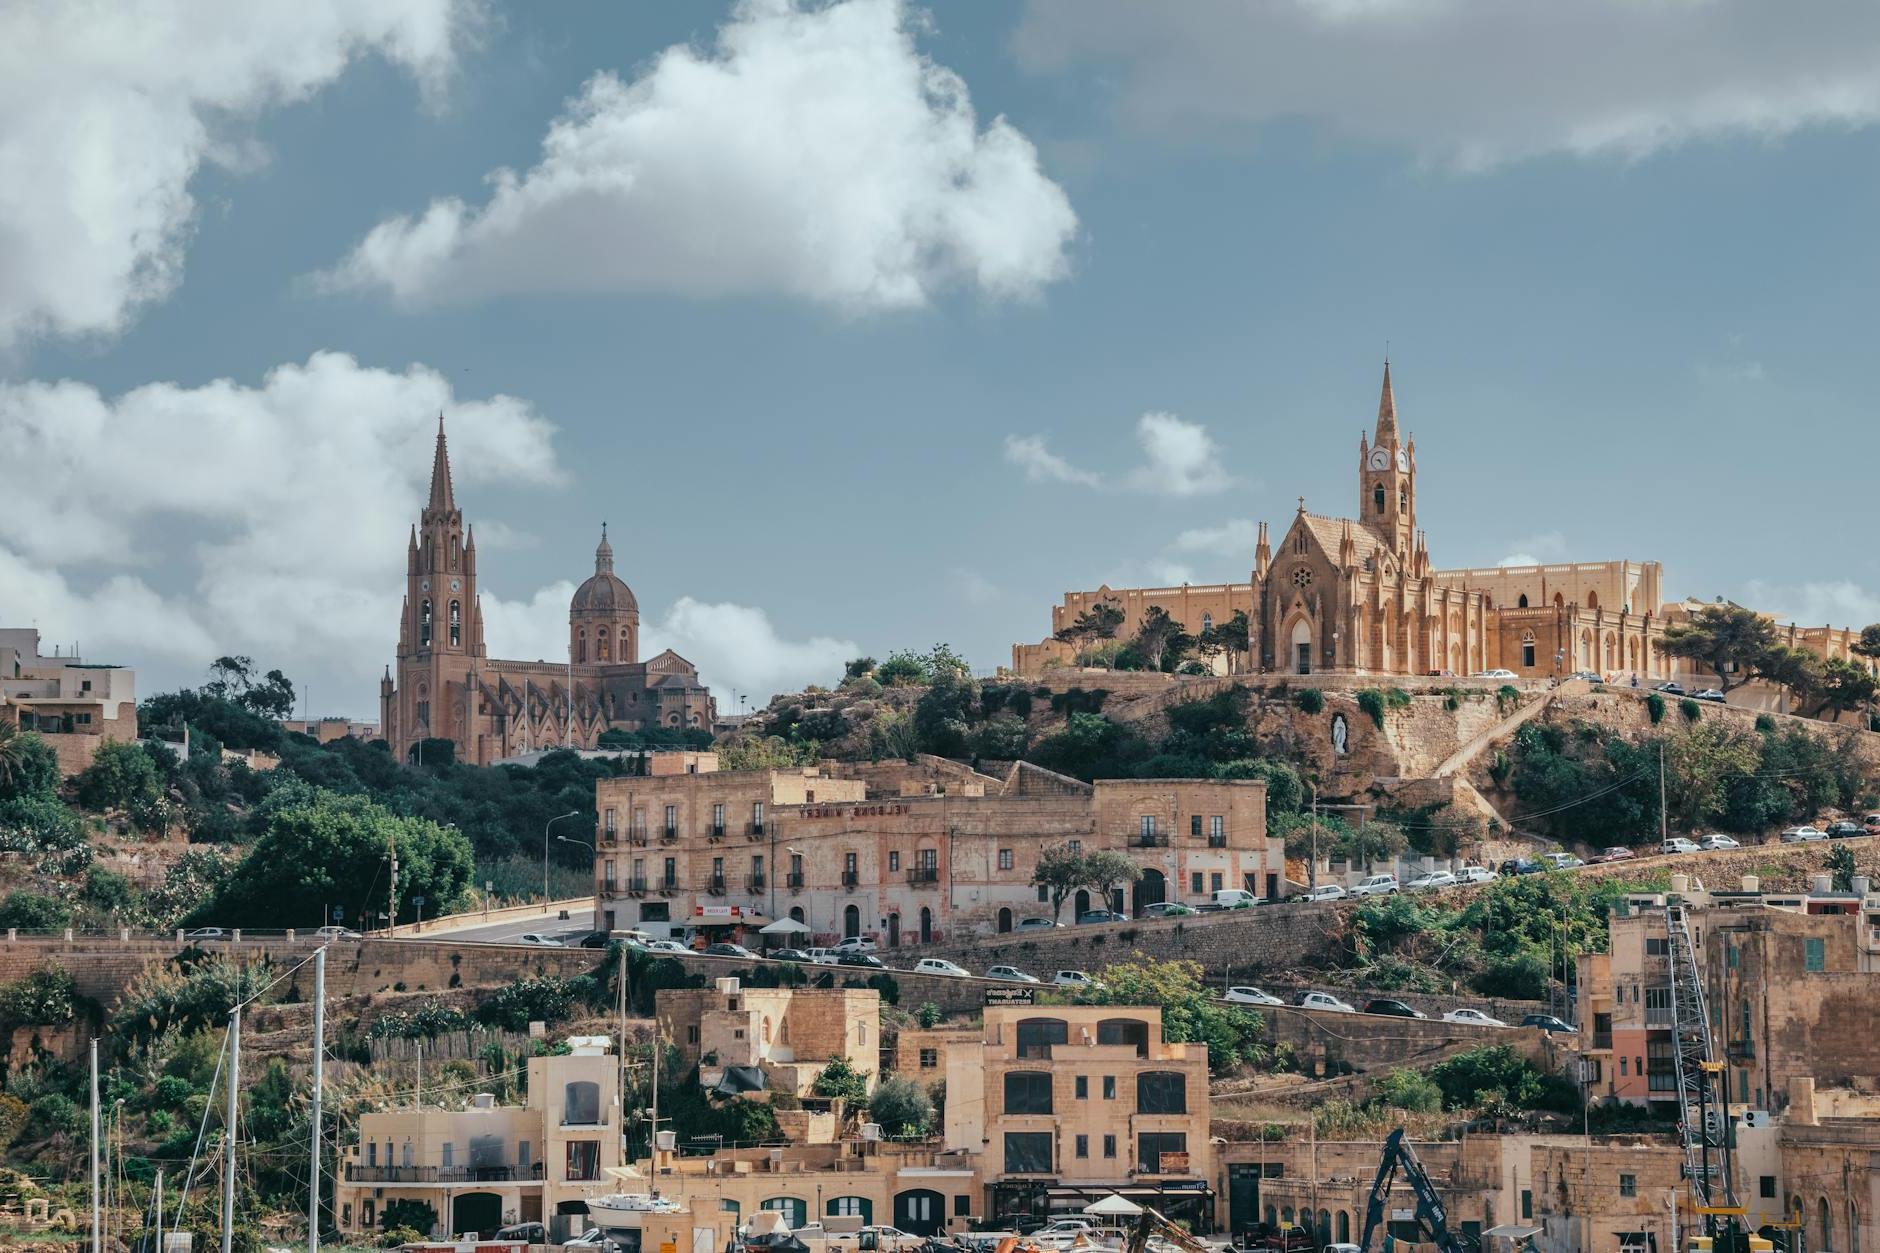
[1015,364,1675,682]
[380,419,716,766]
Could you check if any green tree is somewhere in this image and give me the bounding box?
[1826,843,1858,893]
[1080,848,1142,908]
[970,715,1028,760]
[0,724,61,801]
[1854,624,1880,664]
[867,1075,934,1136]
[203,656,297,719]
[1032,844,1088,920]
[74,741,164,812]
[1375,1067,1443,1113]
[1803,657,1879,719]
[1428,1044,1578,1113]
[1663,722,1760,830]
[1132,606,1192,672]
[0,890,71,932]
[1075,956,1265,1072]
[1055,603,1125,650]
[1656,605,1777,694]
[812,1055,870,1103]
[913,669,979,758]
[844,656,878,680]
[379,1200,438,1235]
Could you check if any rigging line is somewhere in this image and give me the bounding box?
[172,1013,231,1231]
[233,944,328,1012]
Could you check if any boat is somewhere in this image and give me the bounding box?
[585,1190,684,1229]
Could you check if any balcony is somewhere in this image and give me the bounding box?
[705,875,728,896]
[600,879,619,899]
[599,827,619,848]
[708,824,727,842]
[1207,834,1228,849]
[1645,1008,1675,1028]
[1134,833,1170,849]
[627,824,649,846]
[907,867,940,888]
[841,871,860,891]
[746,873,767,893]
[660,826,680,844]
[658,877,680,896]
[786,872,805,892]
[1592,1032,1613,1051]
[626,877,649,898]
[748,822,766,840]
[1728,1038,1755,1061]
[346,1164,544,1184]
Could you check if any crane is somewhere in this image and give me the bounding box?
[1121,1207,1213,1253]
[1358,1129,1467,1253]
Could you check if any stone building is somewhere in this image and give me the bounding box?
[380,418,715,765]
[592,761,1279,944]
[332,1036,621,1240]
[656,978,880,1102]
[0,627,137,773]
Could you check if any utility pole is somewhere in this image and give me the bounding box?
[1659,742,1669,845]
[308,949,325,1253]
[387,826,399,938]
[154,1169,163,1253]
[90,1039,100,1253]
[223,1008,241,1253]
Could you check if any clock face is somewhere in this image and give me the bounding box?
[420,579,430,592]
[1369,449,1390,470]
[1396,449,1409,471]
[450,579,461,592]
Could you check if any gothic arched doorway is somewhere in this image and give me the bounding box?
[1132,868,1167,916]
[918,907,933,943]
[887,913,900,947]
[1290,619,1313,675]
[997,908,1013,933]
[842,904,860,938]
[1073,889,1091,918]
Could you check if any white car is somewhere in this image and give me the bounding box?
[831,935,879,954]
[515,933,564,947]
[913,958,969,978]
[1052,970,1099,989]
[1014,916,1062,932]
[985,965,1039,983]
[313,925,362,940]
[1541,853,1585,870]
[1780,826,1826,844]
[1299,884,1347,902]
[1297,992,1356,1013]
[1661,837,1701,855]
[1472,669,1519,680]
[1405,871,1457,892]
[1443,1008,1507,1028]
[1350,874,1400,897]
[804,947,840,965]
[1455,865,1497,886]
[1698,834,1741,851]
[1224,986,1284,1006]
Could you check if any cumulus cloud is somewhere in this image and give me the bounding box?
[1013,0,1880,169]
[0,351,560,697]
[1004,413,1231,496]
[1743,579,1880,629]
[0,0,468,347]
[1496,531,1567,568]
[322,0,1077,312]
[644,598,858,704]
[1171,519,1259,558]
[1003,434,1103,487]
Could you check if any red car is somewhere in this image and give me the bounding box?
[1594,846,1637,863]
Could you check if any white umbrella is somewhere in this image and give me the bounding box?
[1082,1196,1143,1218]
[759,918,812,936]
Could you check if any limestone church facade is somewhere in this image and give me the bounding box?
[380,420,716,766]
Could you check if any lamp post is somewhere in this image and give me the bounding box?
[544,810,582,903]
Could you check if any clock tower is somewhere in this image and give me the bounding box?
[1357,361,1416,558]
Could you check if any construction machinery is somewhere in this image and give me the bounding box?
[1357,1129,1467,1253]
[1121,1206,1214,1253]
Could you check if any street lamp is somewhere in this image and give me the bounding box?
[544,811,582,902]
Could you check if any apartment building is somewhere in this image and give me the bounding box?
[656,979,879,1103]
[593,760,1279,946]
[333,1037,621,1240]
[0,627,137,772]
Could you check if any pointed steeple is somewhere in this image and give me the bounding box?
[595,522,614,575]
[426,412,456,515]
[1375,360,1399,445]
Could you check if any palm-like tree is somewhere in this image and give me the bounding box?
[0,719,34,794]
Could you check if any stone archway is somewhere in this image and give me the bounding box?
[1289,618,1314,675]
[887,912,900,947]
[1132,868,1167,916]
[1073,889,1091,918]
[997,908,1013,933]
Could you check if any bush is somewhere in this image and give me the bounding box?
[1296,689,1325,715]
[0,729,61,802]
[75,742,165,813]
[1357,689,1387,728]
[0,966,77,1026]
[1646,693,1666,724]
[1429,1044,1579,1114]
[0,890,70,932]
[867,1075,934,1136]
[1680,698,1702,723]
[1755,713,1776,733]
[380,1199,438,1235]
[1375,1067,1443,1113]
[812,1055,870,1103]
[915,1002,942,1029]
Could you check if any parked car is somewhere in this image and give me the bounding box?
[1363,998,1426,1019]
[1498,857,1546,876]
[1349,873,1401,897]
[1825,820,1865,839]
[837,952,886,969]
[1138,901,1197,919]
[1541,852,1585,870]
[703,942,755,959]
[1780,825,1827,844]
[1297,884,1347,902]
[1660,837,1701,855]
[1014,916,1062,932]
[1455,865,1497,885]
[831,935,879,954]
[184,927,227,941]
[578,931,614,949]
[1076,909,1129,925]
[564,1229,611,1247]
[1052,970,1099,989]
[1521,1013,1577,1034]
[643,939,689,955]
[1404,870,1457,892]
[1866,814,1880,835]
[770,948,813,963]
[1472,669,1519,680]
[1655,681,1687,696]
[1567,671,1604,683]
[496,1223,548,1244]
[1224,986,1284,1006]
[1592,846,1637,863]
[913,957,969,977]
[985,965,1039,983]
[1698,834,1741,851]
[1693,688,1727,703]
[515,933,563,947]
[805,947,840,965]
[1296,991,1356,1013]
[312,925,361,940]
[1211,889,1262,910]
[1442,1007,1507,1028]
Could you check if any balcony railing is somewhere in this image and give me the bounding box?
[907,867,940,887]
[705,875,728,896]
[600,880,619,898]
[1645,1008,1675,1028]
[658,877,680,895]
[1134,834,1170,848]
[708,824,727,842]
[786,872,805,891]
[748,821,766,840]
[746,873,767,893]
[627,824,649,846]
[661,826,680,843]
[841,871,860,890]
[1207,834,1228,849]
[600,827,619,847]
[1592,1032,1613,1051]
[626,877,649,897]
[346,1164,543,1184]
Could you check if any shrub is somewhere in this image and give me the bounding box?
[1680,698,1702,723]
[1496,684,1521,713]
[380,1199,438,1235]
[867,1075,934,1137]
[0,891,70,933]
[1646,693,1666,724]
[915,1002,942,1029]
[1357,689,1387,728]
[0,966,77,1026]
[1429,1044,1579,1113]
[75,742,165,813]
[812,1055,870,1103]
[1443,687,1463,711]
[1375,1067,1443,1113]
[1296,689,1325,715]
[1755,713,1776,733]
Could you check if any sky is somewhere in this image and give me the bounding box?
[3,0,1879,718]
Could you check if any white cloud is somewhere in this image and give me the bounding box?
[478,581,578,663]
[1013,0,1880,169]
[1003,434,1103,487]
[1171,519,1258,558]
[1496,531,1567,568]
[0,0,468,348]
[1743,580,1880,629]
[949,568,1001,607]
[322,0,1076,312]
[1126,412,1230,497]
[1147,561,1199,588]
[644,598,858,704]
[0,351,561,695]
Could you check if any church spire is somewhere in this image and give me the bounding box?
[595,522,614,575]
[1375,360,1399,445]
[426,412,456,516]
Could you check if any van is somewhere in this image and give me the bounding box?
[1212,888,1261,909]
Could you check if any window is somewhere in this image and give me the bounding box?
[1102,1134,1116,1159]
[442,1141,454,1168]
[564,1080,601,1125]
[1619,1174,1636,1198]
[919,1048,937,1070]
[1521,632,1536,669]
[1619,1057,1628,1076]
[1190,815,1202,837]
[663,857,676,885]
[1373,483,1385,514]
[1191,873,1204,894]
[955,1197,971,1218]
[1761,1177,1777,1200]
[518,1140,530,1168]
[1075,1076,1088,1099]
[567,1140,600,1181]
[889,851,901,872]
[845,852,858,874]
[664,804,677,833]
[1728,943,1739,969]
[829,1198,868,1218]
[366,1141,377,1167]
[753,801,764,828]
[1645,937,1668,956]
[712,802,725,831]
[1137,1072,1188,1114]
[1015,1018,1068,1060]
[1141,815,1158,839]
[1201,612,1213,633]
[449,599,461,646]
[687,1025,700,1044]
[1137,1132,1188,1174]
[1075,1135,1089,1159]
[1102,1075,1117,1100]
[1210,815,1224,842]
[1003,1072,1054,1115]
[1004,1132,1053,1174]
[1521,1191,1532,1221]
[1806,938,1825,972]
[1068,839,1081,854]
[999,848,1014,871]
[1211,872,1224,893]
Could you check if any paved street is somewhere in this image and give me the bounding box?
[411,907,596,945]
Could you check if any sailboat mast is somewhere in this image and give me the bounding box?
[155,1169,164,1253]
[223,1007,241,1253]
[309,949,326,1253]
[90,1039,101,1253]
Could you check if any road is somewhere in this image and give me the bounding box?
[416,907,596,944]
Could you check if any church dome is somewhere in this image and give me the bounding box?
[571,524,637,615]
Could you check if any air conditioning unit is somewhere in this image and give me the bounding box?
[1740,1109,1772,1129]
[860,1123,883,1141]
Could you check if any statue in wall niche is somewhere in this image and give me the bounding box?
[1331,712,1350,756]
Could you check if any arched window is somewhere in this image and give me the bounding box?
[1553,591,1564,607]
[1587,590,1600,609]
[762,1199,808,1229]
[1003,1072,1054,1114]
[564,1081,600,1125]
[1015,1018,1069,1060]
[1337,1213,1351,1243]
[419,599,433,647]
[599,631,611,661]
[1136,1071,1187,1114]
[1521,631,1536,669]
[1517,594,1529,608]
[1098,1018,1150,1057]
[449,600,461,647]
[576,630,586,663]
[828,1198,871,1221]
[1373,483,1385,514]
[1265,1207,1276,1229]
[1281,1208,1294,1226]
[843,904,861,937]
[1398,486,1407,513]
[1820,1198,1833,1252]
[1201,612,1213,633]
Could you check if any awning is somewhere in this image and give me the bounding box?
[759,918,812,935]
[711,1065,767,1097]
[1083,1196,1144,1217]
[1482,1227,1542,1240]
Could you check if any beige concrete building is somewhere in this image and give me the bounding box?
[0,627,138,773]
[333,1037,622,1241]
[593,762,1279,945]
[656,978,880,1102]
[281,716,381,743]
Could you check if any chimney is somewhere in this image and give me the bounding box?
[1788,1077,1817,1125]
[1741,875,1759,894]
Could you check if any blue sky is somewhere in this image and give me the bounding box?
[3,0,1877,717]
